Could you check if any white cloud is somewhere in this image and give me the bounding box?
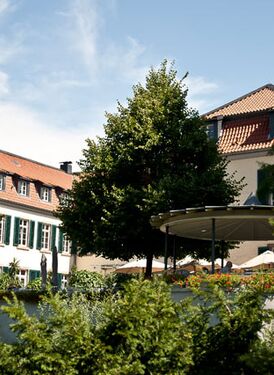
[69,0,99,75]
[185,76,219,113]
[0,102,99,169]
[185,76,218,96]
[0,0,10,14]
[0,71,9,96]
[0,36,23,64]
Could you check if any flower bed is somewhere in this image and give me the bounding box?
[167,272,274,292]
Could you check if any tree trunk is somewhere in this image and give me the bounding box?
[145,253,153,279]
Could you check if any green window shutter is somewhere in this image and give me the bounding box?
[4,215,11,245]
[58,228,64,253]
[13,217,20,246]
[48,188,52,203]
[258,246,268,255]
[257,169,269,204]
[269,112,274,139]
[29,270,41,281]
[3,266,9,273]
[51,225,57,251]
[28,221,35,249]
[36,222,43,250]
[57,273,62,288]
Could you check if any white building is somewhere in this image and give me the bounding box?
[0,150,74,287]
[203,84,274,264]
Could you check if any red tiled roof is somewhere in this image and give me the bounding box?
[0,150,73,190]
[0,150,74,212]
[218,115,274,154]
[204,84,274,120]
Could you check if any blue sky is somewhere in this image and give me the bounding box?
[0,0,274,168]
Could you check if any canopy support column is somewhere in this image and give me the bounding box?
[164,225,169,270]
[211,218,216,274]
[172,236,176,271]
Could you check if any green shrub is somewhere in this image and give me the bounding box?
[96,278,193,374]
[180,285,273,375]
[0,273,11,291]
[241,323,274,374]
[0,292,104,374]
[26,277,42,291]
[0,279,272,374]
[68,269,105,292]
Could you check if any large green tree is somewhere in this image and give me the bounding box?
[57,61,242,276]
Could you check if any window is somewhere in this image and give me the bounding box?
[19,219,29,247]
[37,223,56,251]
[18,269,27,287]
[41,224,51,250]
[40,186,51,202]
[59,192,69,206]
[18,180,30,196]
[62,235,72,253]
[0,174,5,191]
[61,274,68,289]
[13,217,35,248]
[58,229,72,254]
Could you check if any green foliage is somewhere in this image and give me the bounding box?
[0,277,271,374]
[68,269,105,292]
[241,324,274,374]
[56,60,243,269]
[8,258,20,280]
[97,278,193,374]
[257,162,274,204]
[179,285,273,375]
[0,273,11,291]
[0,292,103,375]
[26,277,42,291]
[0,258,22,290]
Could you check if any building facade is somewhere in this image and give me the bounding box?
[203,84,274,264]
[0,150,75,287]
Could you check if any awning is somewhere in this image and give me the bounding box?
[151,205,274,241]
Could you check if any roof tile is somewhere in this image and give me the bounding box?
[218,115,274,154]
[204,84,274,120]
[0,150,73,190]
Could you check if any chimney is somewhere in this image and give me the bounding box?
[60,161,72,174]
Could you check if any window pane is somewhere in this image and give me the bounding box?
[41,187,50,202]
[19,219,29,246]
[19,181,28,196]
[63,235,71,253]
[41,224,51,250]
[0,175,4,190]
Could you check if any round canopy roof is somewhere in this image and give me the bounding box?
[151,205,274,241]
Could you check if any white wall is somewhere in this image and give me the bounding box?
[226,151,274,264]
[0,204,71,276]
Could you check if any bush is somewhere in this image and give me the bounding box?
[68,269,105,292]
[0,279,272,374]
[0,292,104,374]
[0,273,11,291]
[96,278,193,374]
[180,285,273,374]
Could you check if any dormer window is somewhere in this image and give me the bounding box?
[0,174,5,191]
[18,180,30,196]
[40,186,51,202]
[59,192,69,206]
[206,117,223,141]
